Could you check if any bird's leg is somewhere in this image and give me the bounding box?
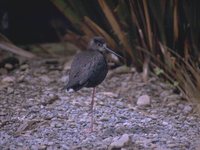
[90,87,96,131]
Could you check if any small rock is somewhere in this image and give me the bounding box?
[20,64,29,71]
[46,141,54,146]
[60,75,69,83]
[41,94,59,106]
[160,90,173,98]
[141,118,152,123]
[130,67,136,73]
[63,58,73,70]
[7,87,14,94]
[183,105,192,114]
[102,127,116,136]
[38,145,47,150]
[50,121,56,127]
[17,75,25,82]
[4,63,13,70]
[137,95,151,106]
[162,121,168,126]
[164,94,181,102]
[116,101,125,108]
[61,144,69,149]
[166,100,179,107]
[55,122,63,128]
[108,134,130,150]
[40,75,51,83]
[1,76,15,83]
[115,126,127,134]
[100,92,118,98]
[102,137,113,144]
[167,143,177,148]
[178,103,184,109]
[99,116,110,121]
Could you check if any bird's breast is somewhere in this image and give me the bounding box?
[66,50,108,90]
[85,52,108,87]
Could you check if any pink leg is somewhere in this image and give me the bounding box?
[90,87,96,131]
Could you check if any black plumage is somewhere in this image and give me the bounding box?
[65,36,122,131]
[66,50,108,91]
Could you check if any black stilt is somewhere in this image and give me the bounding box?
[65,37,122,132]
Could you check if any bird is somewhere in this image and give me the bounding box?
[65,36,122,131]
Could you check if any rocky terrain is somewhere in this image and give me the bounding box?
[0,59,200,150]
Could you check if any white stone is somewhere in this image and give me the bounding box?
[20,64,29,70]
[162,121,168,126]
[4,63,13,70]
[1,76,15,83]
[137,95,151,106]
[68,88,74,92]
[60,75,69,83]
[183,105,192,114]
[160,90,172,98]
[100,92,118,98]
[108,134,130,150]
[40,75,51,83]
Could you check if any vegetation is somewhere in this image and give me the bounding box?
[50,0,200,107]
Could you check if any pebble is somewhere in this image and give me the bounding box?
[55,122,63,128]
[160,90,173,98]
[7,87,14,94]
[116,101,125,108]
[162,121,169,126]
[40,75,51,83]
[108,134,130,150]
[183,105,192,114]
[178,103,184,109]
[4,63,13,70]
[17,75,25,82]
[140,118,152,123]
[167,143,177,148]
[164,94,181,102]
[38,145,47,150]
[60,75,69,83]
[20,64,29,71]
[137,95,151,106]
[63,59,73,70]
[100,92,118,98]
[99,116,110,121]
[1,76,15,83]
[115,126,127,134]
[102,137,113,144]
[46,141,54,146]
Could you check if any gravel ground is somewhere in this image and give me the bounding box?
[0,59,200,150]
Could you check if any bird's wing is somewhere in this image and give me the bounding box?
[66,51,102,91]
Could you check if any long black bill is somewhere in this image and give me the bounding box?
[104,45,124,59]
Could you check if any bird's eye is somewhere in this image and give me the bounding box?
[97,43,102,47]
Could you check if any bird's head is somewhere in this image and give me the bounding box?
[88,36,122,58]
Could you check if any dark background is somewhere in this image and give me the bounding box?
[0,0,72,44]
